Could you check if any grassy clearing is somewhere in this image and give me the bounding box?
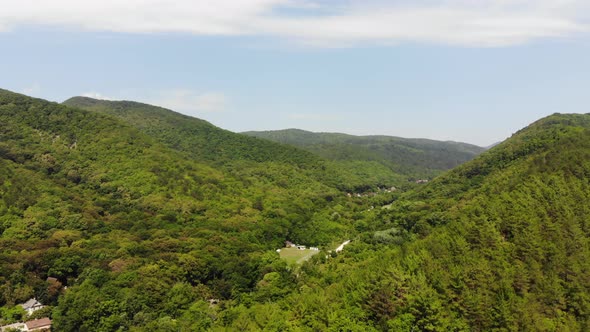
[279,247,320,265]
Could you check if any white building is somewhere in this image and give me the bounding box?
[19,298,44,316]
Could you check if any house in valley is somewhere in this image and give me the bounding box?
[19,298,44,316]
[0,318,52,332]
[25,318,52,331]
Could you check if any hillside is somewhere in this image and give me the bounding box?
[4,88,590,331]
[0,89,370,330]
[63,97,323,167]
[243,128,485,183]
[370,113,590,330]
[63,97,403,190]
[217,113,590,331]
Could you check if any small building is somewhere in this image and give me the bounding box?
[296,245,306,250]
[19,298,44,316]
[285,241,295,248]
[26,317,52,331]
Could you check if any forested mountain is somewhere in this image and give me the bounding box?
[227,113,590,331]
[63,97,404,191]
[0,89,374,330]
[63,97,323,167]
[3,87,590,331]
[243,128,485,182]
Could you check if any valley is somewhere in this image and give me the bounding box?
[1,89,589,331]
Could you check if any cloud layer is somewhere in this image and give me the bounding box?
[1,0,589,46]
[150,90,228,114]
[79,89,227,116]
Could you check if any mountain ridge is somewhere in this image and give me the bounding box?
[245,127,484,146]
[243,127,485,183]
[64,96,473,190]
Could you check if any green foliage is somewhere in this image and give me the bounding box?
[5,89,590,331]
[243,128,485,187]
[263,113,590,331]
[63,96,367,191]
[0,89,358,330]
[0,305,26,324]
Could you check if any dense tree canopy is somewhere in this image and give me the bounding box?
[63,97,412,192]
[0,89,371,330]
[243,128,484,184]
[2,89,590,331]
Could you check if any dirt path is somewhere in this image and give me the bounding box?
[335,240,351,252]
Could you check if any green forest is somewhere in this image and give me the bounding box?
[242,128,484,184]
[2,88,590,331]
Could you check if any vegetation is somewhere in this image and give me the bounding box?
[243,128,485,184]
[3,88,590,331]
[0,89,373,330]
[278,247,320,266]
[64,97,404,191]
[226,113,590,331]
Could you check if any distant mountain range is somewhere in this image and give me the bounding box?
[243,128,485,186]
[64,97,484,190]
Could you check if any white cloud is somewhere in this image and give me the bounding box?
[1,0,588,47]
[81,92,114,100]
[149,90,228,115]
[76,89,228,115]
[21,83,41,96]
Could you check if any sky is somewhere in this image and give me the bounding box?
[1,1,590,146]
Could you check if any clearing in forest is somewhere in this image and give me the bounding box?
[279,247,319,265]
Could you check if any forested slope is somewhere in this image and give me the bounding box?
[357,113,590,330]
[243,128,485,183]
[4,88,589,331]
[218,113,590,331]
[0,89,371,331]
[63,97,323,167]
[63,97,391,191]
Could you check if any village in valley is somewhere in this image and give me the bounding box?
[0,298,51,332]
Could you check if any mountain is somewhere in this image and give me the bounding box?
[373,113,590,330]
[226,113,590,331]
[0,89,361,330]
[5,87,589,331]
[243,128,485,185]
[63,97,405,191]
[63,97,325,167]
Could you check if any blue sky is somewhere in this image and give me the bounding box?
[1,1,590,146]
